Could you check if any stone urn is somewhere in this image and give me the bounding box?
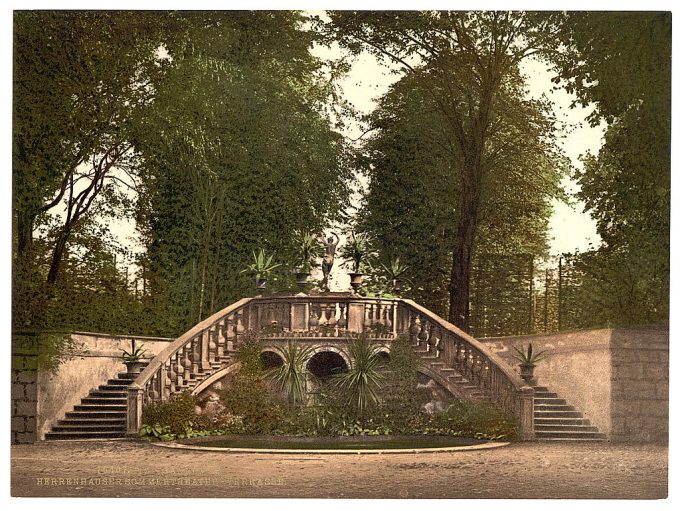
[519,363,536,383]
[392,278,403,294]
[255,277,268,293]
[295,271,310,291]
[348,272,364,292]
[124,360,145,377]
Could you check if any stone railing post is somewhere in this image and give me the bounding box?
[517,385,535,441]
[127,384,143,436]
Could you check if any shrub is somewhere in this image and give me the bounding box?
[421,400,519,440]
[142,391,198,437]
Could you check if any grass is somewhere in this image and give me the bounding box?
[179,434,486,450]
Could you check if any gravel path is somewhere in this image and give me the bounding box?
[11,439,667,499]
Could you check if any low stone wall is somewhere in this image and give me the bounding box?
[11,332,173,443]
[481,325,668,443]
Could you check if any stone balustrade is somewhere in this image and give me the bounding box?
[127,294,533,439]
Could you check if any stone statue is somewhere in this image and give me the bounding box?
[319,232,339,292]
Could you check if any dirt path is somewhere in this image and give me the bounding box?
[11,439,667,499]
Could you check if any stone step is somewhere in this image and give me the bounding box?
[81,397,127,405]
[534,424,600,432]
[100,384,130,391]
[74,404,127,412]
[534,417,592,426]
[66,411,126,419]
[118,372,136,380]
[57,418,126,426]
[534,404,576,412]
[533,386,550,392]
[533,391,558,398]
[106,379,134,386]
[534,430,607,440]
[90,390,128,398]
[535,410,583,419]
[45,431,126,440]
[51,423,126,432]
[534,397,567,405]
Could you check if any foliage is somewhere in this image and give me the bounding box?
[332,335,385,414]
[11,332,86,374]
[420,401,518,440]
[142,392,198,437]
[339,230,372,274]
[550,12,670,327]
[240,249,282,280]
[511,343,547,367]
[292,230,323,272]
[266,343,315,408]
[121,343,147,362]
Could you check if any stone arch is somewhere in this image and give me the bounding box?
[306,347,350,381]
[260,349,284,369]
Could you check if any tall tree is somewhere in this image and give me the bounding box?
[13,11,164,284]
[357,64,564,323]
[135,12,351,334]
[326,11,560,328]
[552,12,671,325]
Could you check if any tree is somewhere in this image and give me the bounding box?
[325,11,561,329]
[355,54,564,323]
[134,12,352,334]
[13,11,164,284]
[552,12,671,325]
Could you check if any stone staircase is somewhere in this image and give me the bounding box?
[415,345,488,400]
[533,385,606,441]
[45,371,134,440]
[45,355,234,440]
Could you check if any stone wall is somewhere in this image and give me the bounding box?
[609,326,669,443]
[11,332,173,443]
[481,325,669,443]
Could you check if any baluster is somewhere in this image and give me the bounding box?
[235,311,245,347]
[327,303,337,329]
[454,338,463,365]
[363,303,373,331]
[209,327,218,364]
[308,305,320,330]
[175,350,184,388]
[148,374,158,402]
[217,320,225,359]
[191,338,199,375]
[318,303,328,330]
[429,326,440,356]
[383,304,392,331]
[417,320,429,347]
[225,315,234,352]
[182,345,191,384]
[337,303,347,330]
[168,356,177,394]
[409,314,421,345]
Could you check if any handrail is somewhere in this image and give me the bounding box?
[132,297,253,389]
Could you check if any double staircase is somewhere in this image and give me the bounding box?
[533,385,606,441]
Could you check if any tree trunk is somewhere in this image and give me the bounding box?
[46,228,71,285]
[16,211,35,258]
[447,150,483,332]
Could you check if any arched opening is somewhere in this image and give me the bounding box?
[377,351,390,365]
[307,351,348,381]
[260,351,284,370]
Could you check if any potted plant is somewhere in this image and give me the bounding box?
[512,343,548,383]
[121,342,147,377]
[241,248,281,293]
[381,257,409,293]
[292,230,321,290]
[340,230,370,292]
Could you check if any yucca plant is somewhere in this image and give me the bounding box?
[266,343,315,408]
[333,335,385,415]
[241,248,281,291]
[340,231,371,274]
[292,230,322,273]
[511,343,547,367]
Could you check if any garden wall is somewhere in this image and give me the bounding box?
[11,332,173,443]
[480,324,668,443]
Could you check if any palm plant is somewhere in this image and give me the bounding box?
[333,335,385,415]
[266,343,314,408]
[340,230,371,274]
[241,248,281,290]
[381,257,409,280]
[512,343,548,367]
[292,230,322,273]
